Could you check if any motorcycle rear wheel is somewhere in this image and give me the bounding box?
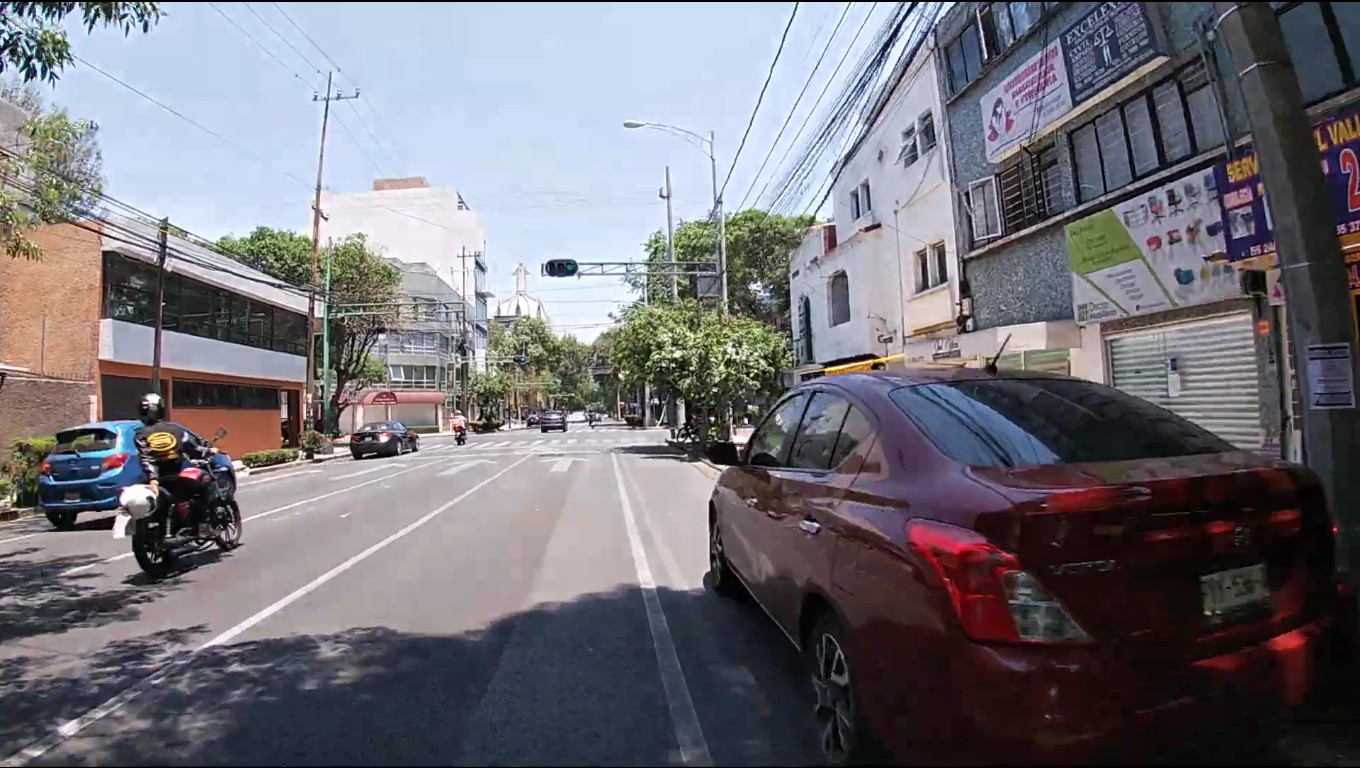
[132,522,176,578]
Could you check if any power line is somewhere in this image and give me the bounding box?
[736,1,852,212]
[721,1,801,201]
[207,1,308,84]
[241,1,324,77]
[269,1,345,74]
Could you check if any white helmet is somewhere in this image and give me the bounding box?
[119,484,157,519]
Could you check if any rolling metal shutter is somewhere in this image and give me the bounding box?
[1105,313,1264,451]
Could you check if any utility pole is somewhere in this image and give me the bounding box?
[1217,2,1360,578]
[320,237,334,434]
[643,261,652,428]
[150,218,169,395]
[661,166,682,429]
[711,131,729,319]
[306,71,360,430]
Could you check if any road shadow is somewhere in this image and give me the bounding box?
[0,585,822,767]
[0,578,1344,767]
[0,544,189,645]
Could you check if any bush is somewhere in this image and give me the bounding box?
[300,430,325,452]
[241,449,297,469]
[472,419,503,434]
[408,425,440,434]
[3,436,55,506]
[624,415,644,428]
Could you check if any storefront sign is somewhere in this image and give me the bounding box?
[1061,2,1160,104]
[1067,168,1242,323]
[931,337,961,360]
[982,1,1161,162]
[371,390,398,405]
[1214,107,1360,262]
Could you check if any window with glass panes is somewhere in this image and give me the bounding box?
[1069,62,1225,205]
[945,3,1066,95]
[1277,2,1360,106]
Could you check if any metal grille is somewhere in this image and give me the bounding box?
[1106,313,1264,450]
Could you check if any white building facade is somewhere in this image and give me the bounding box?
[318,177,492,372]
[788,32,961,380]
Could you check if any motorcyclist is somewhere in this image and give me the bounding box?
[450,409,468,436]
[132,392,218,538]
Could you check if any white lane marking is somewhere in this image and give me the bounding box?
[238,469,322,488]
[244,462,429,523]
[437,459,496,477]
[609,452,711,767]
[59,552,134,577]
[3,452,536,767]
[543,457,588,473]
[330,465,389,481]
[0,532,44,547]
[566,438,578,445]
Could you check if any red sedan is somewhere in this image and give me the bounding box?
[707,367,1342,765]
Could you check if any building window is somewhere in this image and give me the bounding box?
[850,180,872,221]
[946,3,1061,95]
[797,295,814,364]
[998,144,1065,233]
[388,364,442,389]
[173,380,280,410]
[101,252,309,357]
[914,241,950,293]
[899,124,919,167]
[1070,63,1225,205]
[1279,2,1349,105]
[966,177,1003,245]
[918,111,938,153]
[828,271,851,327]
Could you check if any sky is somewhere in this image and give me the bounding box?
[42,1,891,342]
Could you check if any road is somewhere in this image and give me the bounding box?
[0,427,823,767]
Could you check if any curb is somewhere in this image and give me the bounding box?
[664,439,722,479]
[0,505,37,523]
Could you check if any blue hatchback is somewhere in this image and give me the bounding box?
[37,420,148,529]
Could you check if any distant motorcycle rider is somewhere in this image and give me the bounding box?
[133,392,217,538]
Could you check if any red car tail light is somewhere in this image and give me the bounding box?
[378,432,392,440]
[39,460,52,477]
[101,452,130,472]
[907,519,1093,645]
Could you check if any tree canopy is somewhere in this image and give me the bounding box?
[216,227,401,430]
[627,209,816,326]
[0,2,163,84]
[0,81,103,259]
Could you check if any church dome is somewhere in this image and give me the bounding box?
[494,263,550,322]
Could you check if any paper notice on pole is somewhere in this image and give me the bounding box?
[1305,343,1357,410]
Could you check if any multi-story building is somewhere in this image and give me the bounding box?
[339,258,466,431]
[788,21,959,380]
[1,216,313,456]
[319,177,492,373]
[937,0,1360,460]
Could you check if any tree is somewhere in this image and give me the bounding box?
[466,369,510,418]
[0,81,103,259]
[627,209,816,326]
[612,300,789,443]
[217,227,401,430]
[491,316,561,375]
[0,3,163,84]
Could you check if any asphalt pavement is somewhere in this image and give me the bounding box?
[0,426,822,767]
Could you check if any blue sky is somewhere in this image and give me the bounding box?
[43,1,886,341]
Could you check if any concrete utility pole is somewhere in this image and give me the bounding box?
[306,71,360,430]
[150,218,169,394]
[1217,2,1360,576]
[661,166,682,429]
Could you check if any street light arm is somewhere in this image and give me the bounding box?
[624,120,713,159]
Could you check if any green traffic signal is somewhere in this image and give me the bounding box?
[543,259,579,278]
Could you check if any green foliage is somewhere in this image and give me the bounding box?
[0,3,163,84]
[217,228,401,430]
[0,82,103,259]
[2,435,54,504]
[466,369,511,416]
[300,430,325,452]
[628,209,816,325]
[491,316,561,375]
[611,300,789,439]
[241,449,297,469]
[472,418,504,434]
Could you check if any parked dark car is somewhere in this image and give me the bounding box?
[707,367,1342,766]
[540,411,567,433]
[526,412,541,427]
[349,421,420,459]
[37,420,237,531]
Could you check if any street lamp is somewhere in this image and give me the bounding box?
[622,119,728,319]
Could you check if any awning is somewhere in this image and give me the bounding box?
[906,321,1080,364]
[349,389,445,406]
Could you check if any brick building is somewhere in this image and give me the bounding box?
[0,217,315,457]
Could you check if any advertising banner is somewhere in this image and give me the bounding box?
[1068,169,1242,323]
[981,1,1162,163]
[1214,108,1360,262]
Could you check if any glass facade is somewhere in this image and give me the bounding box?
[101,252,308,356]
[173,380,282,410]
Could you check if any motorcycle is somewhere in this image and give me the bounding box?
[455,427,467,446]
[113,427,243,578]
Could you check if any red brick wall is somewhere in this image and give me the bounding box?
[372,177,429,191]
[0,374,94,462]
[0,223,103,381]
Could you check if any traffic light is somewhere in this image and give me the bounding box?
[513,354,529,366]
[542,259,579,278]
